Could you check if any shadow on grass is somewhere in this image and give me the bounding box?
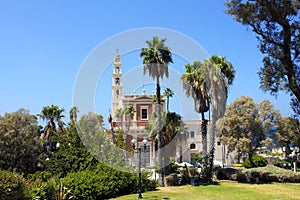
[140,196,170,200]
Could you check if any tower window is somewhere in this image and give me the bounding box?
[115,78,120,85]
[116,90,119,96]
[116,67,120,74]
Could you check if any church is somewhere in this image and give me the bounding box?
[110,53,232,168]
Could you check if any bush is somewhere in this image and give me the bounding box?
[242,155,268,168]
[27,171,53,182]
[0,170,29,200]
[272,157,289,169]
[217,165,300,183]
[215,168,239,180]
[179,167,190,185]
[165,173,179,186]
[170,159,179,174]
[61,162,156,199]
[27,178,48,200]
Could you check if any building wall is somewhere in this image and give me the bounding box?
[178,120,233,166]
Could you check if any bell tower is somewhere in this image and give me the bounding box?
[112,53,123,118]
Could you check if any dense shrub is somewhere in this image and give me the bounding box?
[0,170,29,200]
[61,162,156,199]
[217,165,300,183]
[242,155,268,168]
[165,173,179,186]
[27,170,53,182]
[27,178,48,200]
[215,168,239,180]
[272,157,289,168]
[170,159,179,174]
[179,167,190,185]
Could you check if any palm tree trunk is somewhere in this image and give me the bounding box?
[167,96,169,112]
[208,120,216,182]
[157,76,164,187]
[201,112,207,163]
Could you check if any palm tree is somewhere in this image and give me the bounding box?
[140,36,173,186]
[115,108,124,129]
[164,88,174,112]
[69,106,79,123]
[180,55,235,182]
[124,105,135,149]
[124,105,135,132]
[38,105,65,149]
[146,112,188,176]
[181,61,210,163]
[207,55,235,179]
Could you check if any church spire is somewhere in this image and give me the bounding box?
[111,53,122,117]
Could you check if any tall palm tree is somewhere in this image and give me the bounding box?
[180,55,235,182]
[140,36,173,186]
[164,87,174,112]
[69,106,79,123]
[38,105,65,148]
[207,55,235,179]
[181,61,210,162]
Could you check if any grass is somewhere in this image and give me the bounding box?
[111,181,300,200]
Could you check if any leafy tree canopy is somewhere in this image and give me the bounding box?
[275,116,300,155]
[0,108,45,175]
[225,0,300,115]
[220,96,280,167]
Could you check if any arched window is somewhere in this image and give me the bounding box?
[190,143,196,149]
[115,78,120,85]
[116,90,119,96]
[116,67,120,74]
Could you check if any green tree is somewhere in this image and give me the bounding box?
[275,116,300,156]
[78,112,126,170]
[43,123,98,178]
[38,105,65,143]
[140,36,173,186]
[69,106,79,123]
[225,0,300,115]
[164,87,174,112]
[220,96,280,167]
[0,108,45,175]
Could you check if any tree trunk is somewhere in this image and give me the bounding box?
[167,96,169,112]
[208,121,216,182]
[201,112,207,163]
[157,77,164,186]
[249,152,256,168]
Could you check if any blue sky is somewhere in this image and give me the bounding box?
[0,1,293,127]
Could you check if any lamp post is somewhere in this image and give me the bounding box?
[131,138,148,199]
[293,147,299,173]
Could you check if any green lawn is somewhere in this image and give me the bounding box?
[111,181,300,200]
